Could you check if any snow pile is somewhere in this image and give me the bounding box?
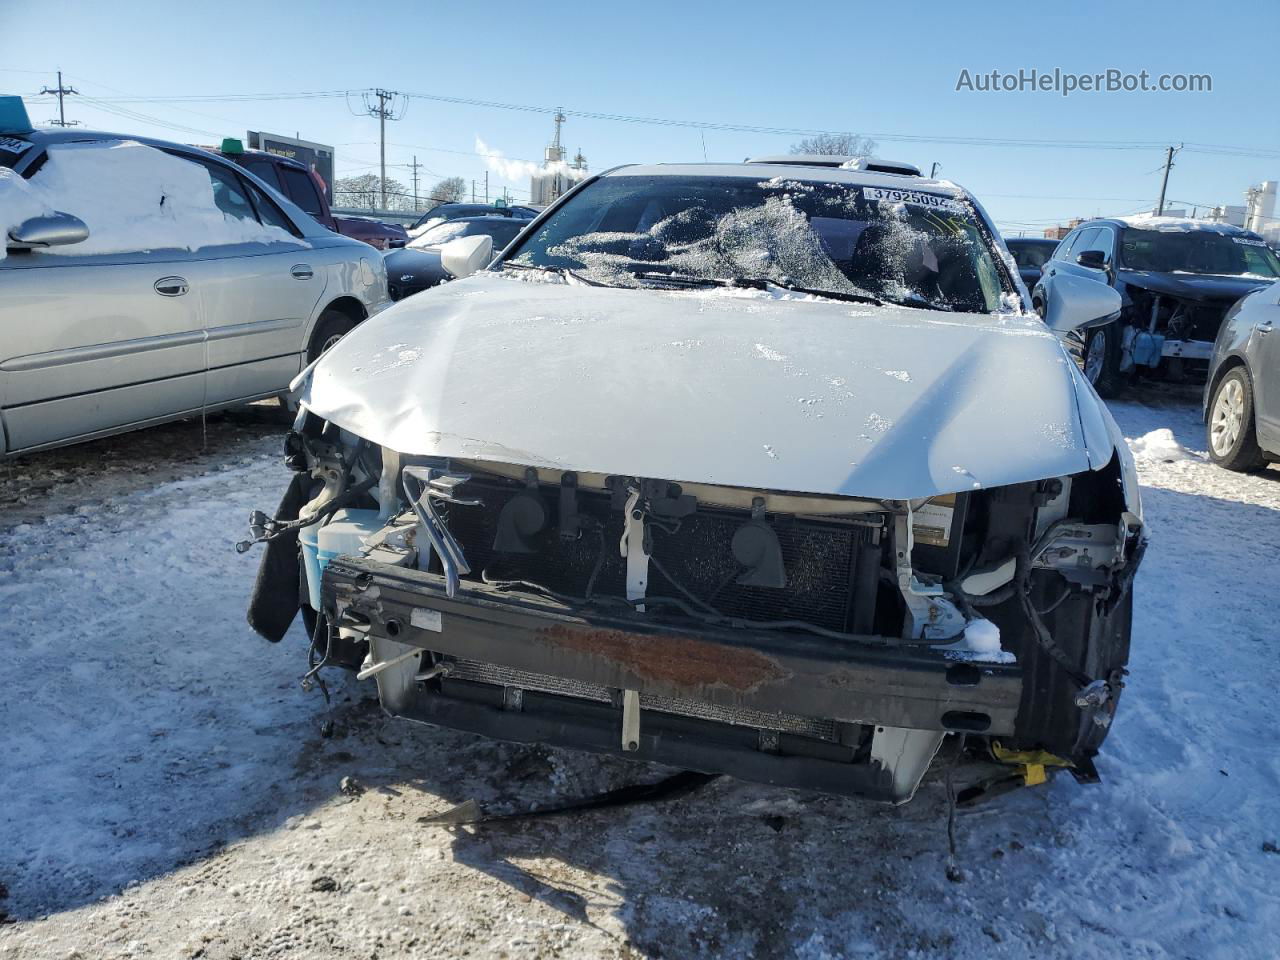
[0,140,297,258]
[0,166,54,261]
[1128,427,1194,462]
[941,617,1015,664]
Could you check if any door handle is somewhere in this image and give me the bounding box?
[1048,268,1056,277]
[290,264,314,280]
[154,276,188,297]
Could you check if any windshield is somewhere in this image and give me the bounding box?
[502,174,1009,312]
[1119,228,1280,278]
[409,220,471,248]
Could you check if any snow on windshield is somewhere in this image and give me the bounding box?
[0,140,299,260]
[408,220,469,249]
[507,175,1007,312]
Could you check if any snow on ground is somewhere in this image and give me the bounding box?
[1,384,1279,959]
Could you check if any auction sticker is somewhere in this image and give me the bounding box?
[0,135,33,156]
[864,187,964,213]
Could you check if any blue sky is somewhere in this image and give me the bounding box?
[2,0,1276,234]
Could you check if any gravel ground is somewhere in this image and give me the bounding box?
[1,386,1278,959]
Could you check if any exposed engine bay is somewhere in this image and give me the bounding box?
[246,412,1145,805]
[1118,285,1240,375]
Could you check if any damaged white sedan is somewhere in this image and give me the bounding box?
[245,161,1145,804]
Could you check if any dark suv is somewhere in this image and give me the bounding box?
[1032,216,1280,396]
[219,142,407,250]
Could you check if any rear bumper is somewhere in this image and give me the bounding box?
[324,557,1023,802]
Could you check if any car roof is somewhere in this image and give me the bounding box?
[1004,236,1058,245]
[601,162,967,197]
[1094,214,1263,237]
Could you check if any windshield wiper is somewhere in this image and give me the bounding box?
[630,270,884,306]
[502,262,610,286]
[879,293,954,313]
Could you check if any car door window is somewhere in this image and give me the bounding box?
[243,180,302,237]
[1053,231,1081,262]
[186,159,257,222]
[1067,228,1100,262]
[280,167,324,217]
[1079,227,1114,264]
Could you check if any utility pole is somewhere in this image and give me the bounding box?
[484,172,489,204]
[471,180,476,202]
[1156,144,1182,216]
[362,89,402,210]
[409,155,421,211]
[41,70,79,127]
[929,161,940,179]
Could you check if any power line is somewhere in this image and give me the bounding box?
[46,86,1280,157]
[40,71,78,127]
[361,89,405,210]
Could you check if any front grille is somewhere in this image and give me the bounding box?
[445,657,839,740]
[444,480,882,633]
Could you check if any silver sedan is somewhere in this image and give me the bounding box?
[1,122,388,456]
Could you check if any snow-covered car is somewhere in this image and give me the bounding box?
[246,161,1146,805]
[0,106,389,456]
[1032,215,1280,397]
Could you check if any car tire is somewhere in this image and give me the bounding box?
[1207,367,1267,472]
[307,308,359,366]
[1083,320,1126,398]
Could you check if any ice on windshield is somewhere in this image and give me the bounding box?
[505,175,1007,312]
[408,220,470,249]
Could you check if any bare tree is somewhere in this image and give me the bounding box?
[333,174,414,211]
[789,132,877,158]
[430,176,467,205]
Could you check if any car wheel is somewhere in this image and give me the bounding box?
[307,309,358,366]
[1207,367,1267,472]
[1083,321,1126,398]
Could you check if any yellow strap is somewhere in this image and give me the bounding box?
[1023,763,1047,787]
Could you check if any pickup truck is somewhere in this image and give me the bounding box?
[217,139,408,250]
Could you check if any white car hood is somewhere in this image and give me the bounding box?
[298,272,1122,500]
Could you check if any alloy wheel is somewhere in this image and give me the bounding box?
[1210,376,1245,457]
[1084,328,1107,384]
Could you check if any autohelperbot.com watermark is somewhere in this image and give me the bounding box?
[955,67,1212,97]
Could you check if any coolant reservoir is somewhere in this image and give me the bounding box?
[303,508,381,611]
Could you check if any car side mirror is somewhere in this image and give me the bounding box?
[7,212,89,250]
[1076,249,1107,271]
[1042,271,1123,334]
[439,234,494,279]
[387,238,407,249]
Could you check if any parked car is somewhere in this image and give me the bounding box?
[384,216,530,300]
[1004,237,1059,292]
[218,140,408,250]
[407,202,537,237]
[0,106,388,457]
[247,160,1144,806]
[1032,215,1280,396]
[1204,283,1280,470]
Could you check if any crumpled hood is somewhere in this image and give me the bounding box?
[1117,269,1273,303]
[298,272,1120,499]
